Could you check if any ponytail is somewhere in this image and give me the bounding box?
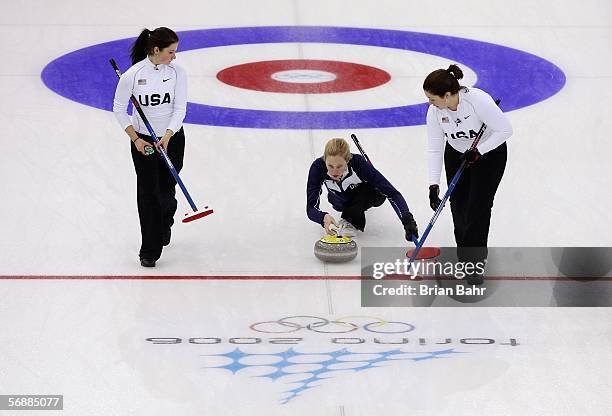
[446,64,464,81]
[130,29,151,65]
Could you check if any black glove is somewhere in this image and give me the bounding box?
[402,213,419,243]
[429,184,442,211]
[460,148,481,165]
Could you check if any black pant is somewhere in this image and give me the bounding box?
[444,142,507,262]
[340,183,386,231]
[130,127,185,260]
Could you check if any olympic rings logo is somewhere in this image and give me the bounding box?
[249,316,415,334]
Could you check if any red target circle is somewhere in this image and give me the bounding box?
[216,59,391,94]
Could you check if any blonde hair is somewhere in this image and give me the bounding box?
[323,138,352,161]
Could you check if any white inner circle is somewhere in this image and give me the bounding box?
[271,70,337,83]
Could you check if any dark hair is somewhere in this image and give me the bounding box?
[423,64,464,97]
[130,27,179,65]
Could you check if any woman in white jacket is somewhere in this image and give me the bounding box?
[113,27,187,268]
[423,64,513,284]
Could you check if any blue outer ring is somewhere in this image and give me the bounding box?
[41,26,565,130]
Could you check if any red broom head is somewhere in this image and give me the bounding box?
[406,246,441,260]
[182,208,214,223]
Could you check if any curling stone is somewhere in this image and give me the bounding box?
[314,235,358,263]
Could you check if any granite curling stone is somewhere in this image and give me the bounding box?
[314,235,358,263]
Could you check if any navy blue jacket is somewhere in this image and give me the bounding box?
[306,154,411,225]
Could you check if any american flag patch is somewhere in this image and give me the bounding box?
[138,79,147,85]
[442,116,449,123]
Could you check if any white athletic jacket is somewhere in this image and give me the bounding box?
[113,58,187,137]
[426,87,513,185]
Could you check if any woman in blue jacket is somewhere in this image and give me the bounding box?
[307,138,418,241]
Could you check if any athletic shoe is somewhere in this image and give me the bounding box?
[140,258,156,268]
